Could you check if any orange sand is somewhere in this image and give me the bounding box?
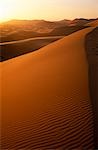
[1,27,95,149]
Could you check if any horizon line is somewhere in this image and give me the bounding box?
[0,17,98,24]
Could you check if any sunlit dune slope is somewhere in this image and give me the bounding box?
[1,27,94,149]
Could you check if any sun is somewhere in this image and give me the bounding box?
[0,0,39,23]
[0,1,12,22]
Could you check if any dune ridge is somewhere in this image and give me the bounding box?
[1,27,95,149]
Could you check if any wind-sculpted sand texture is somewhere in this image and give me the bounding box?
[1,27,94,149]
[85,26,98,148]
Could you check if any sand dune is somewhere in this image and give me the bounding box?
[1,18,96,43]
[1,27,95,149]
[1,36,64,61]
[86,20,98,27]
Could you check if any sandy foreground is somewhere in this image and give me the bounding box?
[0,27,95,149]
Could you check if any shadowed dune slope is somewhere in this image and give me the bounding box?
[1,27,95,149]
[85,27,98,148]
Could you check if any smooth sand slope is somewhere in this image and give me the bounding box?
[1,27,94,149]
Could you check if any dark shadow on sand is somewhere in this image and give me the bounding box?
[85,27,98,148]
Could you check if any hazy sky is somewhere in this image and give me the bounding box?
[0,0,98,22]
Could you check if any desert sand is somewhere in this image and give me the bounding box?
[86,19,98,27]
[1,27,95,149]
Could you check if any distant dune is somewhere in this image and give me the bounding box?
[1,19,97,61]
[0,18,97,43]
[0,26,88,61]
[85,19,98,27]
[69,18,92,26]
[1,27,95,149]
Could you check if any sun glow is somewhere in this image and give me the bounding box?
[0,0,97,23]
[0,1,11,22]
[0,0,44,22]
